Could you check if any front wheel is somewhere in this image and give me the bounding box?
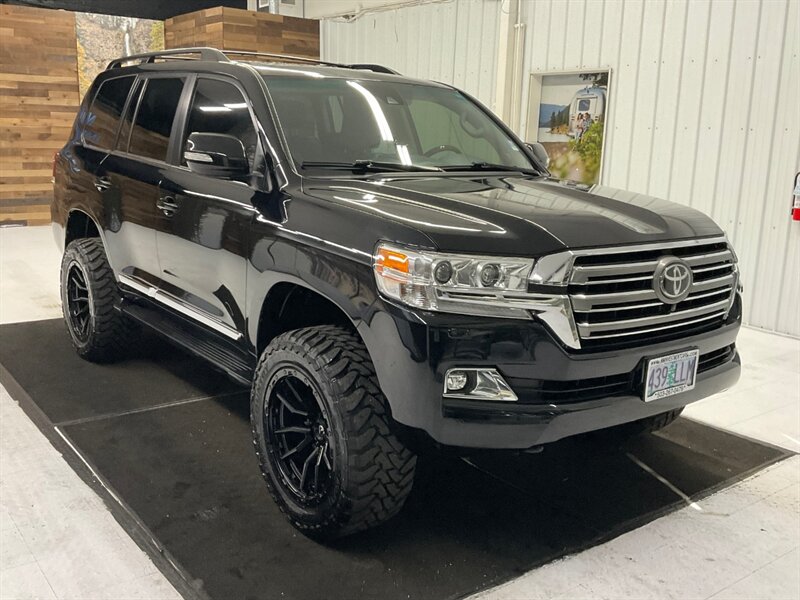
[251,326,417,539]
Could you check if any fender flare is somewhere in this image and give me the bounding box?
[64,207,115,272]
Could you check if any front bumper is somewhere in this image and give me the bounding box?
[359,295,742,449]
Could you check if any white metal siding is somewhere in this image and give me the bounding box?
[520,0,800,337]
[320,0,502,110]
[321,0,800,336]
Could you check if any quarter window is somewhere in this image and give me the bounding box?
[181,78,258,170]
[84,76,134,150]
[128,78,184,162]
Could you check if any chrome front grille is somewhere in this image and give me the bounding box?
[567,239,738,349]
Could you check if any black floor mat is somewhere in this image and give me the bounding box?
[0,319,790,600]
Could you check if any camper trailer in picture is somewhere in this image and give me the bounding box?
[568,86,606,137]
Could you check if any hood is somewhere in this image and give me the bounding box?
[304,175,723,257]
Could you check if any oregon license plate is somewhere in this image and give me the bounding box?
[643,349,699,402]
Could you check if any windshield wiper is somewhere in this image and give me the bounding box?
[301,160,442,173]
[438,162,541,176]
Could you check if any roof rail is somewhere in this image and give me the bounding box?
[222,50,400,75]
[345,63,400,75]
[106,46,400,75]
[106,47,229,69]
[221,49,341,67]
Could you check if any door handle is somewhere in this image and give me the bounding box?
[94,176,112,192]
[156,196,179,217]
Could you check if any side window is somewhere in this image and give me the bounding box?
[117,79,144,151]
[84,76,134,150]
[128,78,184,162]
[181,78,258,170]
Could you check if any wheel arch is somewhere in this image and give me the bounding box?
[254,281,365,356]
[65,208,102,246]
[63,208,120,273]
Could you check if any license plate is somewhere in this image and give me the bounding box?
[643,349,699,402]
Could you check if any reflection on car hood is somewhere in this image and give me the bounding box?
[305,175,724,257]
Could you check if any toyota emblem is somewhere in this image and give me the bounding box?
[653,257,693,304]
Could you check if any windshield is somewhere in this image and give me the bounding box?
[260,73,536,173]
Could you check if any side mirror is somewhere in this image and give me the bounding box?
[184,132,249,179]
[525,142,550,169]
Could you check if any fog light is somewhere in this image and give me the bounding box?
[443,368,517,402]
[445,370,468,391]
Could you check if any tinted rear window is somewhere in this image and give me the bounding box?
[128,78,184,162]
[85,76,134,150]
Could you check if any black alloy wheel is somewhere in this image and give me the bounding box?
[251,325,417,539]
[65,262,92,343]
[60,237,134,362]
[265,370,334,504]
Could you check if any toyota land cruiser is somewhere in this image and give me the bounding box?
[52,48,741,538]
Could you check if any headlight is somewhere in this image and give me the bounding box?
[724,234,742,293]
[373,243,536,319]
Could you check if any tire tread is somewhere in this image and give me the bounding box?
[250,325,417,538]
[61,238,133,362]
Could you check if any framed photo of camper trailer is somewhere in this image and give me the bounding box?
[526,69,612,186]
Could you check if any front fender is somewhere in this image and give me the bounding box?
[245,228,380,351]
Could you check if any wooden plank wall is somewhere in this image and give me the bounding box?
[165,7,319,58]
[0,5,318,227]
[164,6,225,49]
[0,5,80,226]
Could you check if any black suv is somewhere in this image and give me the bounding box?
[52,48,742,538]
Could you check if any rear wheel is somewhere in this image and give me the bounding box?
[60,238,132,362]
[251,325,416,539]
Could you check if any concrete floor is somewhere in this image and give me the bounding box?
[1,225,798,600]
[0,228,180,598]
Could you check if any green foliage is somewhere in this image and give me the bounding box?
[570,120,604,183]
[555,105,569,127]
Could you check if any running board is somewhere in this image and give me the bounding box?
[120,302,254,387]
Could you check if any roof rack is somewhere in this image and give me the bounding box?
[345,63,400,75]
[106,47,228,69]
[221,50,399,74]
[222,49,341,67]
[105,47,399,75]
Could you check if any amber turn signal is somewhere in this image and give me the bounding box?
[375,247,409,274]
